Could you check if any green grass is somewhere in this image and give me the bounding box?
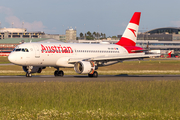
[1,80,180,119]
[0,56,10,64]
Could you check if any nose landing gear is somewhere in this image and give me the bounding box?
[26,66,33,77]
[26,73,32,77]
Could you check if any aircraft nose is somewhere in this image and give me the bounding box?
[8,53,16,63]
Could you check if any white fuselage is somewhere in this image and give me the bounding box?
[8,42,129,67]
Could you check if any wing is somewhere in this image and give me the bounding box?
[68,52,160,64]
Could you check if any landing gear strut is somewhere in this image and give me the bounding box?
[26,66,33,77]
[54,68,64,77]
[88,71,98,77]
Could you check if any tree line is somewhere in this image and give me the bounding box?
[79,31,106,40]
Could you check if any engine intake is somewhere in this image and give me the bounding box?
[74,61,96,74]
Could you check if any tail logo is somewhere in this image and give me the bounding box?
[115,12,141,46]
[128,28,136,37]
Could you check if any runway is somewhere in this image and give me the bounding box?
[0,75,180,82]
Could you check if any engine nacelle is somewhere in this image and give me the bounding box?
[22,66,45,73]
[74,61,95,74]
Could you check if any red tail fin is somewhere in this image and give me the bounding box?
[116,12,141,46]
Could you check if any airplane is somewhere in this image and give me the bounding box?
[8,12,160,77]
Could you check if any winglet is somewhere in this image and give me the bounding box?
[116,12,141,46]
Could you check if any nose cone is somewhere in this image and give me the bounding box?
[8,53,16,64]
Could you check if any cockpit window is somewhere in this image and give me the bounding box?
[14,48,29,52]
[25,48,29,52]
[15,49,21,51]
[22,48,25,52]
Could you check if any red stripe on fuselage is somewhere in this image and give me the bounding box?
[122,46,143,53]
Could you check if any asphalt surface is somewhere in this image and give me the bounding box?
[0,75,180,83]
[0,63,14,66]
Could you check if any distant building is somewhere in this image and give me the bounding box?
[0,27,68,42]
[39,34,66,41]
[137,27,180,41]
[66,28,77,41]
[107,37,120,40]
[59,35,66,42]
[0,28,45,39]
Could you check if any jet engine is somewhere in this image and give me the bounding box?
[74,61,96,74]
[22,66,45,73]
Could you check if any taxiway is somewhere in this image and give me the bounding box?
[0,75,180,83]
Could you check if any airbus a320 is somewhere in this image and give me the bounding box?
[8,12,160,77]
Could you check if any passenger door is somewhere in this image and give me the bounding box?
[33,45,40,58]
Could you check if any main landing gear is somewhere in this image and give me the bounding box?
[88,71,98,77]
[54,68,64,77]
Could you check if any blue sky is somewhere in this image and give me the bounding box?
[0,0,180,37]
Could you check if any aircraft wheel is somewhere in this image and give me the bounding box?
[88,73,93,77]
[54,70,58,76]
[26,73,32,77]
[88,71,98,77]
[93,71,98,77]
[54,70,64,77]
[58,70,64,77]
